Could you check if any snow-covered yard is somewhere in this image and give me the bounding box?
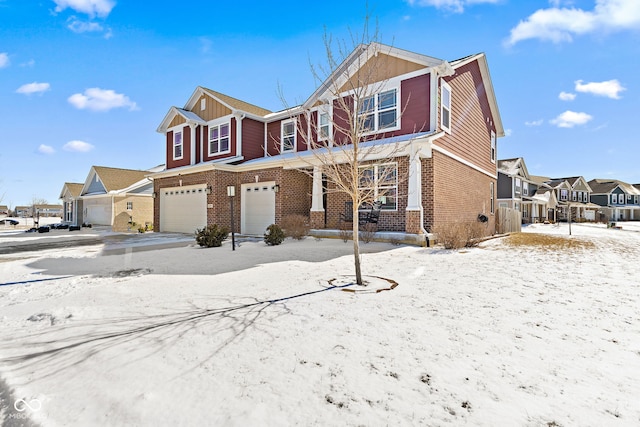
[1,223,639,426]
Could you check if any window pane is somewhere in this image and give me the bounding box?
[442,108,450,128]
[284,122,294,135]
[378,109,396,129]
[211,141,219,153]
[320,125,329,139]
[378,188,396,210]
[359,96,374,114]
[319,112,329,126]
[210,128,218,140]
[379,90,396,110]
[361,114,374,132]
[174,132,182,145]
[221,137,229,152]
[442,86,450,107]
[283,136,294,151]
[359,168,375,187]
[220,124,229,137]
[378,165,396,184]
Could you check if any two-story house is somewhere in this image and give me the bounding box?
[589,179,640,221]
[151,43,504,240]
[497,158,557,223]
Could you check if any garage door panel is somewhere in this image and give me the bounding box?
[84,198,111,225]
[160,185,207,234]
[242,182,275,235]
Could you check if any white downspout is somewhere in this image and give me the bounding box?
[235,112,245,157]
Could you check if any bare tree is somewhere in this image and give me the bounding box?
[278,22,412,286]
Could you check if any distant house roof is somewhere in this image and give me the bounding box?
[82,166,150,195]
[34,204,62,210]
[529,175,551,185]
[588,179,619,194]
[497,157,529,178]
[60,182,84,199]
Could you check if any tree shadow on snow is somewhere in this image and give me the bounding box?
[0,283,354,382]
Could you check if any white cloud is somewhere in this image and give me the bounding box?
[559,91,576,101]
[0,52,9,68]
[38,144,56,155]
[525,119,544,126]
[63,140,95,152]
[16,82,51,95]
[507,0,640,45]
[67,17,104,33]
[53,0,115,18]
[68,88,138,112]
[20,59,35,67]
[504,128,513,137]
[575,79,626,99]
[406,0,499,13]
[550,110,593,128]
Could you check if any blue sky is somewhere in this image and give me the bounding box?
[1,0,639,208]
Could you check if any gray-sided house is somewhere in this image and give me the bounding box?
[151,43,504,242]
[497,158,556,223]
[588,179,640,221]
[59,182,84,226]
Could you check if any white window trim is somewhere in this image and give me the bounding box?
[173,129,183,161]
[281,119,297,152]
[358,162,398,211]
[611,193,617,204]
[208,121,232,156]
[441,81,452,134]
[356,87,401,136]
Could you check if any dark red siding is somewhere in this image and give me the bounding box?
[242,118,265,160]
[166,125,191,169]
[400,74,430,134]
[266,121,281,156]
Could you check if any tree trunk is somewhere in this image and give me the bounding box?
[352,203,363,286]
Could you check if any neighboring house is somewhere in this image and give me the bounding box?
[542,176,597,222]
[59,182,84,226]
[497,158,555,223]
[588,179,640,221]
[15,206,31,217]
[34,204,63,217]
[151,43,504,239]
[0,205,8,217]
[79,166,155,231]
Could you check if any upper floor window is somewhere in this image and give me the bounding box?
[611,193,617,204]
[358,163,398,210]
[209,123,230,155]
[173,130,183,160]
[319,112,330,140]
[523,182,529,196]
[490,131,496,163]
[441,81,452,133]
[514,178,521,195]
[578,192,583,202]
[282,120,296,152]
[572,191,577,201]
[635,195,639,204]
[560,189,568,201]
[358,89,398,133]
[627,194,633,202]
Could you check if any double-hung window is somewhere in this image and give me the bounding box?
[441,82,452,133]
[358,89,398,133]
[173,130,183,160]
[281,120,296,152]
[611,194,617,204]
[560,189,568,201]
[319,112,330,141]
[209,123,230,155]
[358,163,397,210]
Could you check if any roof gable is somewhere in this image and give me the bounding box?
[59,182,83,199]
[304,42,449,109]
[82,166,150,195]
[497,157,530,180]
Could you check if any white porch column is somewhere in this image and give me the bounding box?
[406,141,426,234]
[311,166,324,212]
[189,123,197,165]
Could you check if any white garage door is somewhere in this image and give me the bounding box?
[84,198,112,225]
[160,184,207,234]
[241,182,276,235]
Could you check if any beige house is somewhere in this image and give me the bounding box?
[77,166,157,231]
[59,182,84,226]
